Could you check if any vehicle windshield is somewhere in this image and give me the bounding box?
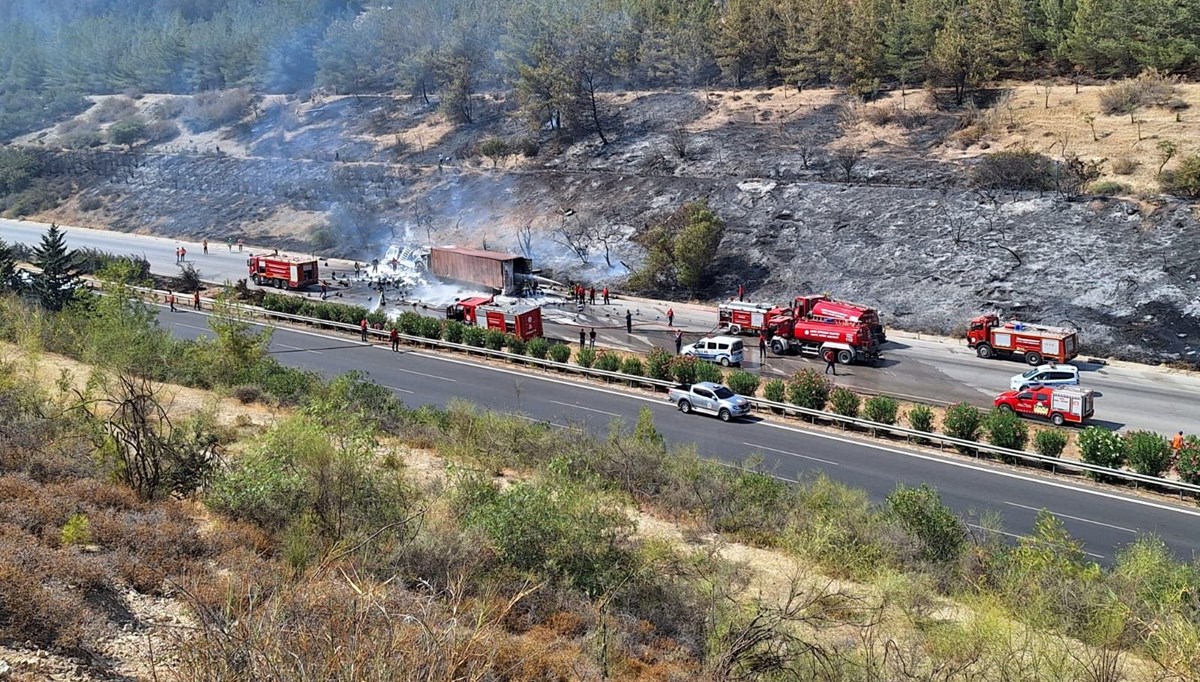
[713,387,735,399]
[1021,368,1040,378]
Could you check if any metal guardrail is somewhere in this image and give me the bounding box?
[124,283,1200,500]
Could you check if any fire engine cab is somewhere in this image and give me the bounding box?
[993,385,1094,426]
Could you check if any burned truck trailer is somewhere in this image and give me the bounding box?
[427,247,532,295]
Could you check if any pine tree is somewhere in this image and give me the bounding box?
[31,225,81,312]
[0,238,20,293]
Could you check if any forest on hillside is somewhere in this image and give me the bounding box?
[2,0,1199,141]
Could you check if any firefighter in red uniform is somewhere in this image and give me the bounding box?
[824,349,837,375]
[360,318,369,342]
[390,326,400,352]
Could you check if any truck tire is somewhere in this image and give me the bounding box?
[718,408,732,422]
[976,344,994,359]
[678,400,692,414]
[728,325,741,335]
[836,349,854,365]
[720,356,731,367]
[252,275,261,286]
[771,339,789,356]
[1050,413,1065,427]
[1025,351,1044,366]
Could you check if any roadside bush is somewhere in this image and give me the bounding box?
[672,356,698,384]
[483,329,505,351]
[787,369,831,411]
[885,484,967,566]
[908,405,935,436]
[620,357,644,377]
[397,311,422,335]
[943,402,983,443]
[693,361,724,384]
[725,370,760,397]
[575,346,597,368]
[527,337,549,359]
[646,347,673,381]
[985,409,1029,451]
[863,395,899,425]
[1176,436,1200,484]
[505,335,527,356]
[1034,429,1069,458]
[1078,426,1126,474]
[548,343,571,364]
[462,325,485,347]
[417,316,443,340]
[1089,180,1129,196]
[595,351,621,372]
[829,387,860,418]
[1124,430,1172,477]
[763,379,786,404]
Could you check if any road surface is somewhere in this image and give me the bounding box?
[2,217,1197,435]
[152,306,1200,563]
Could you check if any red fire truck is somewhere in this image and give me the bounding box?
[446,296,543,341]
[792,294,886,342]
[248,254,320,290]
[767,314,881,364]
[966,314,1079,366]
[718,301,784,335]
[994,385,1094,426]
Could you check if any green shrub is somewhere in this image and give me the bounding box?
[1089,180,1129,196]
[1078,426,1126,474]
[1164,154,1200,198]
[398,311,423,335]
[548,343,571,364]
[620,357,644,377]
[787,369,831,411]
[984,409,1029,451]
[943,402,983,443]
[1124,430,1172,477]
[646,347,673,381]
[885,484,966,565]
[863,395,899,425]
[907,405,934,439]
[829,387,860,418]
[725,370,760,396]
[483,328,505,350]
[1034,429,1069,458]
[506,334,527,355]
[108,117,147,146]
[60,513,91,546]
[443,320,466,344]
[694,360,724,384]
[672,355,698,384]
[527,337,549,359]
[763,379,786,403]
[1176,436,1200,484]
[462,325,485,347]
[595,351,621,372]
[575,346,597,368]
[418,316,444,340]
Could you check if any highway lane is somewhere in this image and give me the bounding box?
[4,217,1199,435]
[156,308,1200,563]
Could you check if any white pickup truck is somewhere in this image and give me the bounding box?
[667,382,752,422]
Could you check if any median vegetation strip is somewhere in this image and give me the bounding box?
[1,285,1197,680]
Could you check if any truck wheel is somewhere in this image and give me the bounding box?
[252,275,261,286]
[1050,413,1065,427]
[678,400,692,414]
[771,340,788,356]
[998,403,1014,413]
[718,408,732,422]
[1025,351,1044,366]
[728,325,740,335]
[720,356,731,367]
[837,349,854,365]
[976,344,994,359]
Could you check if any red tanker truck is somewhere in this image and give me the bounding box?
[791,294,886,342]
[767,313,881,364]
[446,296,544,340]
[966,314,1079,366]
[248,254,319,289]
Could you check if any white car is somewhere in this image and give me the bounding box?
[681,335,745,366]
[1010,363,1080,390]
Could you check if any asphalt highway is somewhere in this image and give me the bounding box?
[154,307,1200,564]
[2,218,1198,435]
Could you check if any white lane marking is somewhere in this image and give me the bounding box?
[967,524,1106,560]
[549,400,620,417]
[392,366,456,382]
[1003,501,1137,534]
[279,343,323,355]
[743,442,840,466]
[171,321,210,332]
[382,385,414,395]
[211,314,1200,524]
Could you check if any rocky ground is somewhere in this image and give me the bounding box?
[13,84,1200,363]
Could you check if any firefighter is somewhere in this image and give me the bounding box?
[589,287,596,305]
[738,284,745,302]
[758,332,767,361]
[227,237,233,252]
[166,291,176,312]
[602,286,609,305]
[193,290,201,310]
[320,282,328,300]
[390,326,400,352]
[666,308,674,327]
[175,247,181,263]
[625,310,632,333]
[180,246,187,261]
[589,327,596,348]
[360,318,369,342]
[202,238,208,255]
[579,328,586,348]
[1173,431,1185,454]
[824,349,837,375]
[674,329,683,355]
[237,238,244,252]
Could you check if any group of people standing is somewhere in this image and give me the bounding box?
[571,284,610,306]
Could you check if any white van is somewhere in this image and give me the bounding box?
[1009,363,1080,390]
[681,335,745,366]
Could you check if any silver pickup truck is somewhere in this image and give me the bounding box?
[667,381,752,422]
